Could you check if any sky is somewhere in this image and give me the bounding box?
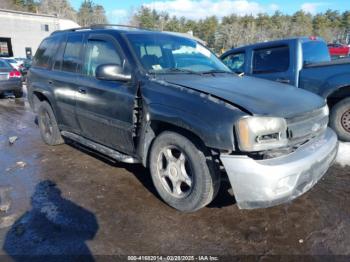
[70,0,350,23]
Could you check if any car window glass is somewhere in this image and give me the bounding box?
[62,34,83,73]
[126,33,230,73]
[33,37,59,68]
[83,39,122,77]
[303,41,330,64]
[141,45,162,58]
[52,36,66,71]
[222,53,245,72]
[253,46,289,74]
[0,60,11,68]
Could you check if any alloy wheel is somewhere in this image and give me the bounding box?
[156,146,194,198]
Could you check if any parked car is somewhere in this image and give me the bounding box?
[14,57,26,63]
[2,57,23,71]
[0,58,23,98]
[19,58,32,78]
[328,43,350,59]
[221,37,350,141]
[27,27,338,212]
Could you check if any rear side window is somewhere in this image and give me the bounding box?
[303,41,330,64]
[83,39,121,77]
[253,46,290,74]
[33,37,59,69]
[61,34,83,73]
[222,52,245,73]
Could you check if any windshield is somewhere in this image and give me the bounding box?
[302,40,331,64]
[126,33,231,74]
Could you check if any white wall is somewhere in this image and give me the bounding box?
[0,10,79,58]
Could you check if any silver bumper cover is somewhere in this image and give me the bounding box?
[220,128,338,209]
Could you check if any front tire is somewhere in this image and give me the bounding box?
[330,98,350,142]
[149,131,220,212]
[37,101,64,146]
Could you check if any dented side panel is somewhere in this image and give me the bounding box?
[140,78,247,151]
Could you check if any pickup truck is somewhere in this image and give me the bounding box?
[27,27,338,212]
[221,37,350,142]
[328,43,350,59]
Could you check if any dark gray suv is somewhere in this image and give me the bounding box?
[27,25,338,212]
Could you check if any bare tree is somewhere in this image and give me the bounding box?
[38,0,77,21]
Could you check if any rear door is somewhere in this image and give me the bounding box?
[251,44,296,86]
[75,33,136,154]
[49,33,84,133]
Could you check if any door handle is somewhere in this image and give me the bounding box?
[78,88,86,94]
[276,78,290,84]
[48,80,53,85]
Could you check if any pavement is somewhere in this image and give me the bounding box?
[0,95,349,260]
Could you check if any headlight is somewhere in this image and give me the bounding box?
[236,116,288,152]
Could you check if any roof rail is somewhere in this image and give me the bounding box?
[51,24,154,35]
[91,24,155,31]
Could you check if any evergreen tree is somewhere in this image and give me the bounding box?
[77,0,107,26]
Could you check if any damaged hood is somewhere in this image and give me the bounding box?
[159,74,325,118]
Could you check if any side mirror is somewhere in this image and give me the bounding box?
[95,64,131,82]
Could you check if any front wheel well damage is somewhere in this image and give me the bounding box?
[140,120,210,168]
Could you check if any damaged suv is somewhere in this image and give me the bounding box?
[27,26,338,212]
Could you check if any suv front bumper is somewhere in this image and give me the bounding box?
[220,128,338,209]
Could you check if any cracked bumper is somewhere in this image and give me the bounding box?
[220,128,338,209]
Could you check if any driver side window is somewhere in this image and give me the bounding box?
[222,52,245,73]
[83,39,122,77]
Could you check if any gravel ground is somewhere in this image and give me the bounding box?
[0,95,349,260]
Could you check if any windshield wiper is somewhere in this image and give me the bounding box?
[151,68,202,75]
[200,70,233,75]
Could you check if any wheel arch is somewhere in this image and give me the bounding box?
[32,90,54,113]
[140,119,209,168]
[327,85,350,108]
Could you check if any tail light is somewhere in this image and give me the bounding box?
[309,36,317,41]
[9,70,21,78]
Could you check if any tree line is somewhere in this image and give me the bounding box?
[130,7,350,53]
[0,0,107,26]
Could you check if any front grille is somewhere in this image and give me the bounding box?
[286,106,329,146]
[259,106,329,160]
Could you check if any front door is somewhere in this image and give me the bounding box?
[75,34,136,154]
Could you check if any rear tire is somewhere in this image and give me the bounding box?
[330,98,350,142]
[37,101,64,146]
[149,131,220,212]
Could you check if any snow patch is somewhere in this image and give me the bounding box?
[336,142,350,167]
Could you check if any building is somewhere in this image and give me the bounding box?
[0,9,79,58]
